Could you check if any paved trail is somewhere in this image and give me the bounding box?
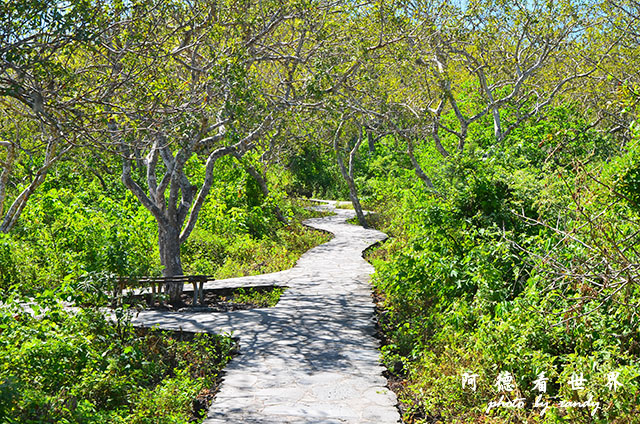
[133,201,401,423]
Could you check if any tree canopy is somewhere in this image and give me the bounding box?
[2,2,640,420]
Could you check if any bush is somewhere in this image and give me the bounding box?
[362,108,640,423]
[0,298,235,424]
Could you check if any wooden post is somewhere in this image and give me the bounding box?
[198,279,205,305]
[150,279,156,306]
[192,280,199,305]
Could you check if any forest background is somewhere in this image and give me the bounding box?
[1,0,640,422]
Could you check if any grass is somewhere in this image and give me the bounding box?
[334,201,354,209]
[231,286,285,308]
[286,198,336,219]
[213,221,331,279]
[346,211,385,229]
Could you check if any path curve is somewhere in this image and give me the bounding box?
[133,200,401,424]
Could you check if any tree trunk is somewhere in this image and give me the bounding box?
[333,121,368,228]
[367,130,376,153]
[158,223,184,305]
[406,137,435,189]
[432,125,450,158]
[252,171,289,224]
[0,142,16,220]
[345,175,368,228]
[457,123,468,153]
[335,152,368,228]
[0,139,69,233]
[337,151,368,227]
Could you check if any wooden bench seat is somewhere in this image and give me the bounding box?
[113,275,213,306]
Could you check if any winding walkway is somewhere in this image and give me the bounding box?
[132,201,401,424]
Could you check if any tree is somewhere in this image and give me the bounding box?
[596,0,640,141]
[413,0,603,154]
[320,0,609,194]
[80,0,329,303]
[0,0,102,232]
[232,144,289,225]
[332,118,369,228]
[0,115,72,233]
[296,1,407,221]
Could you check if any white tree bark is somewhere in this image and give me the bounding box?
[334,121,368,229]
[0,137,71,233]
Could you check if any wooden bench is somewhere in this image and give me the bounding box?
[113,275,212,306]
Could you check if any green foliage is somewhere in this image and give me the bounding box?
[505,106,619,170]
[0,298,235,423]
[1,0,638,421]
[286,143,347,199]
[199,222,330,280]
[232,287,285,308]
[178,155,331,278]
[0,0,99,79]
[615,141,640,211]
[0,235,23,290]
[361,107,640,423]
[1,183,159,299]
[1,150,328,304]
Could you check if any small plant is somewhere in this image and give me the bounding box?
[335,201,355,210]
[232,287,285,308]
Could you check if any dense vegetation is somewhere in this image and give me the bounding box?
[363,110,640,423]
[0,157,329,422]
[0,298,236,423]
[2,0,640,422]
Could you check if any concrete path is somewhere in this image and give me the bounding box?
[132,200,401,424]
